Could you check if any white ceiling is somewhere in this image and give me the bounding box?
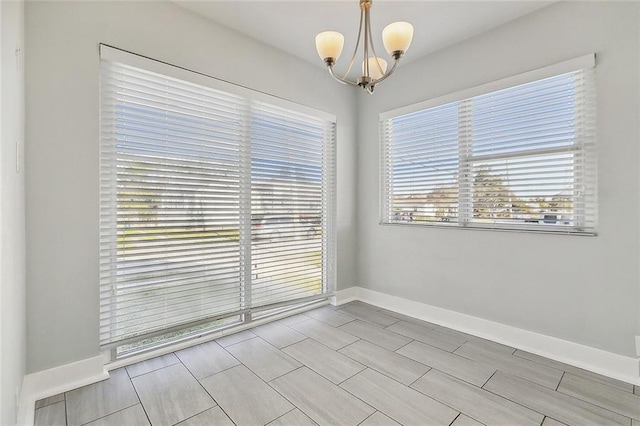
[175,0,552,72]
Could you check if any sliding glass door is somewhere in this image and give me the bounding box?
[99,45,335,358]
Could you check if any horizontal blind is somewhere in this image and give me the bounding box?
[381,63,596,235]
[467,70,596,232]
[250,102,334,308]
[100,47,336,349]
[100,61,246,346]
[381,102,461,224]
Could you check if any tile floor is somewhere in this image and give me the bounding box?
[34,301,640,426]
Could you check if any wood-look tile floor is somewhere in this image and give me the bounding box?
[34,302,640,426]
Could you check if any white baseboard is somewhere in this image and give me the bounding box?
[17,299,331,425]
[336,286,640,386]
[17,355,108,426]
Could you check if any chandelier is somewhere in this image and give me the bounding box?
[315,0,414,94]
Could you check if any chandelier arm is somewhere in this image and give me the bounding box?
[370,58,399,85]
[341,7,365,80]
[363,5,370,78]
[328,65,359,87]
[366,17,385,78]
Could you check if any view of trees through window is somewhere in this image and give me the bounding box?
[393,163,574,225]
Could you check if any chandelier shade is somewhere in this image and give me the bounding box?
[315,31,345,62]
[315,0,413,93]
[382,21,414,56]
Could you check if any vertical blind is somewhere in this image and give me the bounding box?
[381,55,597,234]
[100,46,336,349]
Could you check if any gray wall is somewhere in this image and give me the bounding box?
[356,1,639,357]
[24,0,640,377]
[1,0,26,423]
[25,1,357,373]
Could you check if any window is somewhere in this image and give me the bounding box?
[99,45,336,358]
[381,54,596,235]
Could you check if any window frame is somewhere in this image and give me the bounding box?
[380,54,597,235]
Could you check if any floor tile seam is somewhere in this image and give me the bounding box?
[553,384,640,422]
[193,360,243,383]
[447,412,463,426]
[406,369,432,388]
[339,366,437,403]
[337,342,433,379]
[331,368,400,422]
[214,342,294,386]
[270,335,310,350]
[263,407,297,426]
[262,361,306,383]
[64,394,69,426]
[287,335,352,353]
[385,324,467,353]
[355,410,378,426]
[333,362,368,387]
[76,401,144,426]
[388,330,464,354]
[338,367,461,425]
[169,355,221,419]
[387,320,519,355]
[336,324,416,350]
[480,373,631,424]
[279,314,313,326]
[405,380,492,426]
[286,322,362,350]
[192,373,240,426]
[173,348,239,383]
[262,366,326,424]
[479,379,562,422]
[308,313,356,328]
[169,406,213,426]
[462,344,565,376]
[228,334,302,361]
[281,340,368,372]
[336,308,399,328]
[221,335,259,349]
[352,316,400,328]
[555,372,565,391]
[332,329,411,353]
[125,353,182,379]
[393,338,416,353]
[453,346,564,388]
[397,344,500,385]
[279,355,361,386]
[512,351,635,393]
[409,368,546,424]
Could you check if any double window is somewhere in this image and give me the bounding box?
[381,55,597,234]
[99,46,336,357]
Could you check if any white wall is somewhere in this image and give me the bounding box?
[357,1,640,358]
[25,1,357,373]
[1,0,26,423]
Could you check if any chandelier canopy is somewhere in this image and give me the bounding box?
[315,0,414,94]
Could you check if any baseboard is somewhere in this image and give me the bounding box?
[17,355,108,426]
[16,299,331,425]
[336,286,640,386]
[330,286,360,305]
